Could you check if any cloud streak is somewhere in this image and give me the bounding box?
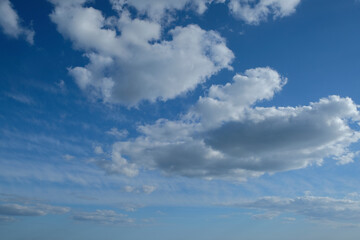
[230,195,360,224]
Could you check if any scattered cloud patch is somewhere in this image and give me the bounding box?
[94,146,104,154]
[229,0,301,25]
[94,143,139,177]
[0,0,34,43]
[230,195,360,224]
[0,215,15,222]
[72,209,133,224]
[142,185,157,194]
[0,203,69,217]
[110,0,226,21]
[106,128,129,139]
[123,185,156,194]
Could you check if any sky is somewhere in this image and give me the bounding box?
[1,0,360,239]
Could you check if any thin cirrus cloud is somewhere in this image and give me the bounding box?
[72,209,133,224]
[100,67,360,181]
[0,203,69,217]
[0,0,34,44]
[49,0,234,106]
[229,195,360,224]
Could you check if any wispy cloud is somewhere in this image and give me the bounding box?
[227,195,360,225]
[72,209,133,225]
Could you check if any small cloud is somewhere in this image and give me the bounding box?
[5,93,34,105]
[0,216,15,223]
[72,210,133,225]
[123,186,134,193]
[142,185,156,194]
[0,203,69,217]
[106,128,129,139]
[283,217,296,222]
[63,154,74,161]
[94,146,104,155]
[251,212,279,220]
[56,80,67,93]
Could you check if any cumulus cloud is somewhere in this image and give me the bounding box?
[0,203,69,217]
[110,0,225,21]
[94,143,139,177]
[103,67,360,181]
[230,195,360,224]
[72,209,133,224]
[0,0,34,43]
[49,0,233,106]
[229,0,301,25]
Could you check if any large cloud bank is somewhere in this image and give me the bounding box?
[100,68,360,181]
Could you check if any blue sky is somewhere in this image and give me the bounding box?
[1,0,360,239]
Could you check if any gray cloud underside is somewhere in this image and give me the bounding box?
[99,68,360,181]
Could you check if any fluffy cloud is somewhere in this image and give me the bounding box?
[105,68,360,181]
[50,0,234,106]
[110,0,225,21]
[94,142,139,177]
[0,0,34,43]
[72,209,133,224]
[231,195,360,224]
[0,203,69,216]
[229,0,301,25]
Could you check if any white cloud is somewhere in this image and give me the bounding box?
[231,195,360,224]
[94,146,104,154]
[104,68,360,181]
[0,0,34,43]
[72,209,133,224]
[49,1,234,106]
[229,0,301,25]
[106,128,129,139]
[94,143,139,177]
[110,0,225,21]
